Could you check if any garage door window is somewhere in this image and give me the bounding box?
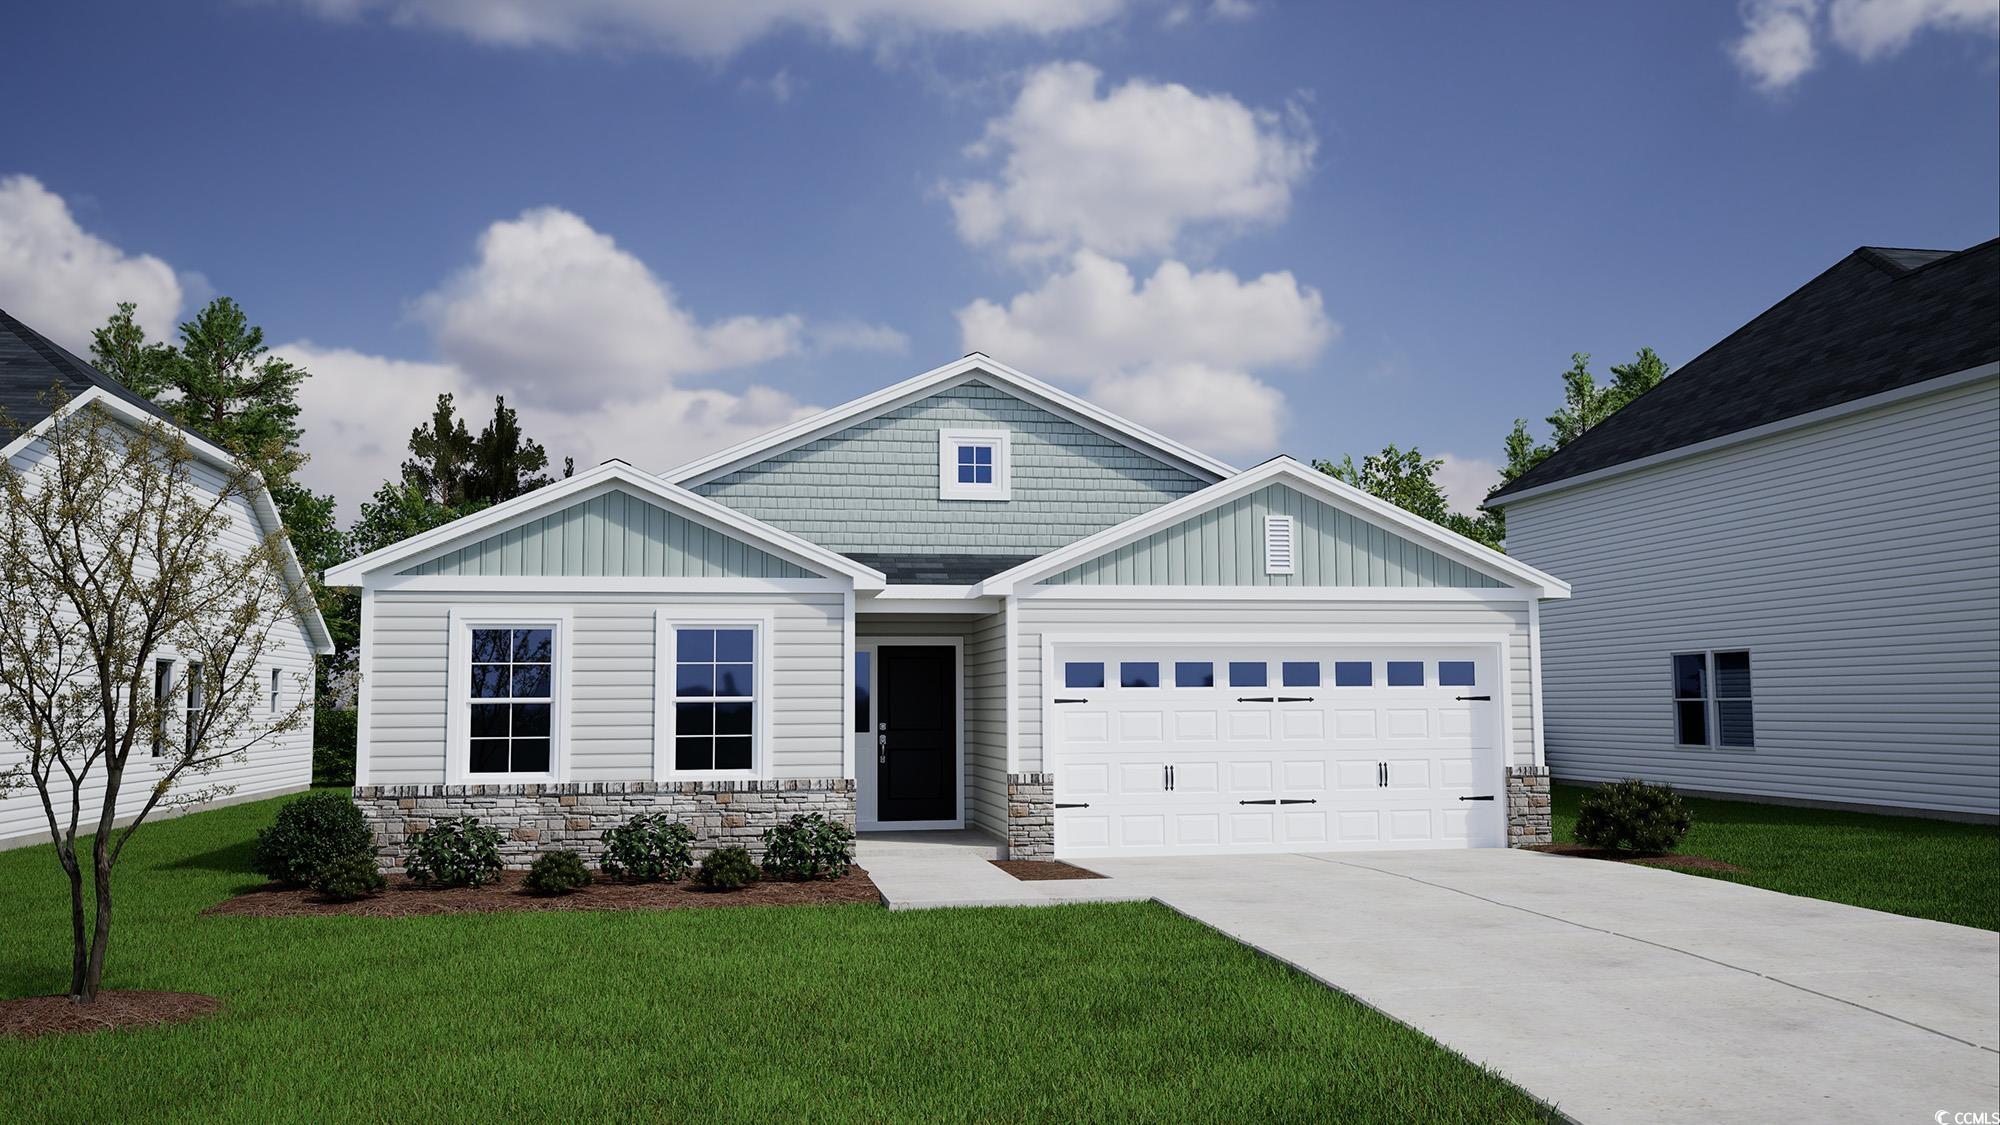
[1175,661,1213,687]
[1438,661,1476,687]
[1281,661,1319,687]
[1120,661,1160,688]
[1065,662,1105,689]
[1387,661,1425,687]
[1228,661,1266,687]
[1334,661,1372,687]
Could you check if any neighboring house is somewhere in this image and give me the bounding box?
[1488,240,2000,822]
[0,309,335,850]
[327,355,1571,864]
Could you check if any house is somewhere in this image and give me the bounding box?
[1487,239,2000,822]
[326,355,1572,864]
[0,308,336,850]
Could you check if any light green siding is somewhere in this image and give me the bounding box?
[1043,482,1507,588]
[399,489,815,579]
[692,378,1212,555]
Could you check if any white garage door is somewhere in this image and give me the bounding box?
[1049,643,1506,857]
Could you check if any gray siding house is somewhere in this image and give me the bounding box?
[329,356,1571,864]
[1488,240,2000,821]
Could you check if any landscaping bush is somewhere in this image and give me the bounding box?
[311,707,358,786]
[311,852,386,901]
[762,812,855,880]
[694,846,759,891]
[404,817,505,887]
[253,790,374,886]
[1574,779,1694,853]
[525,850,593,895]
[599,813,696,881]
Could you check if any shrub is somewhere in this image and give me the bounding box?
[761,812,855,880]
[694,846,760,891]
[600,814,696,882]
[1574,779,1694,853]
[404,817,505,887]
[526,850,593,895]
[253,790,374,886]
[311,852,386,901]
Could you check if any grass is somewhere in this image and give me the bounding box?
[1552,784,2000,931]
[0,795,1553,1123]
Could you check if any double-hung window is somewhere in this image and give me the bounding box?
[1673,650,1754,749]
[448,609,567,782]
[938,429,1011,500]
[185,661,204,753]
[659,613,767,778]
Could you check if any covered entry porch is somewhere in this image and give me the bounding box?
[853,612,1011,837]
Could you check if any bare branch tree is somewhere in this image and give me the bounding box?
[0,392,313,1004]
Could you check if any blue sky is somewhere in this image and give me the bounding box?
[3,1,1995,518]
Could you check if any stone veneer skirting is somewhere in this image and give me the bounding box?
[1006,772,1054,860]
[1506,765,1552,847]
[352,779,855,871]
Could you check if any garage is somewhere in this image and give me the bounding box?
[1048,642,1507,857]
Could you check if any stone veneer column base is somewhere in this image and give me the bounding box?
[1506,765,1552,847]
[351,779,855,871]
[1005,772,1054,860]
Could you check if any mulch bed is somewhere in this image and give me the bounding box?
[990,860,1106,881]
[1530,844,1747,874]
[202,868,882,919]
[1,991,221,1039]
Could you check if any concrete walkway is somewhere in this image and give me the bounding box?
[1085,849,2000,1124]
[857,831,1145,909]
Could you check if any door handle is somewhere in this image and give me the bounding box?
[877,731,887,764]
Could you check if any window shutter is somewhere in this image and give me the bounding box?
[1264,515,1296,575]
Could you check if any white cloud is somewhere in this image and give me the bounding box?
[808,319,910,354]
[295,0,1129,57]
[1732,0,1997,90]
[956,250,1333,455]
[945,61,1315,261]
[1434,453,1501,516]
[0,174,182,353]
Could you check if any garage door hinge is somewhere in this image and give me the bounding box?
[1276,696,1315,702]
[1458,795,1495,801]
[1236,695,1275,703]
[1277,798,1317,805]
[1053,697,1088,704]
[1239,798,1278,805]
[1055,802,1090,809]
[1455,694,1491,701]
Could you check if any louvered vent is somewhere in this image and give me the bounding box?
[1264,515,1296,575]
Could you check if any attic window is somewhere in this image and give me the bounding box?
[1264,515,1296,575]
[939,429,1012,501]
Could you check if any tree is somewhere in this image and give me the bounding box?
[401,394,475,510]
[1315,445,1504,550]
[467,395,551,505]
[1490,347,1673,536]
[0,395,312,1004]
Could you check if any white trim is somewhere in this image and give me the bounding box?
[444,607,574,785]
[1004,596,1019,775]
[980,457,1572,599]
[369,575,851,594]
[853,636,965,832]
[665,355,1237,487]
[937,427,1013,501]
[324,460,886,590]
[859,596,1004,615]
[355,586,374,784]
[1488,362,2000,508]
[1263,514,1295,575]
[1037,626,1520,645]
[1016,584,1538,603]
[3,386,335,653]
[1528,598,1546,768]
[654,609,778,782]
[841,589,855,783]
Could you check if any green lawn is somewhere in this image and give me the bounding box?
[0,796,1553,1123]
[1552,784,2000,931]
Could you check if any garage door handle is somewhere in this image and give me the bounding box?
[1239,798,1278,805]
[1455,695,1491,701]
[1458,795,1495,801]
[1053,697,1088,704]
[1055,802,1090,809]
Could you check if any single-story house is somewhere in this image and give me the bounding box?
[1487,239,1999,822]
[0,308,334,850]
[327,355,1571,863]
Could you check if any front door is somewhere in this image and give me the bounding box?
[875,645,957,822]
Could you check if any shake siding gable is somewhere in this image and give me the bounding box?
[399,488,814,579]
[1043,482,1508,588]
[692,380,1211,555]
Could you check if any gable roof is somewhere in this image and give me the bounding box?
[0,307,184,445]
[1489,238,2000,505]
[982,456,1570,598]
[323,460,888,589]
[666,354,1238,487]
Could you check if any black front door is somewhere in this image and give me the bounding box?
[876,645,956,822]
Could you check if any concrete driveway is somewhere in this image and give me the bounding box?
[1084,848,2000,1124]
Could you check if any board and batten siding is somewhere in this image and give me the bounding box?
[1502,374,2000,818]
[1011,598,1536,771]
[364,591,845,784]
[401,488,812,579]
[693,379,1211,555]
[1,425,318,850]
[1043,482,1506,588]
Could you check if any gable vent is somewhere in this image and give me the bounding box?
[1264,515,1296,575]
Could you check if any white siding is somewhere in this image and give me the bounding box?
[1503,375,2000,817]
[0,428,318,850]
[365,591,845,784]
[1012,597,1537,771]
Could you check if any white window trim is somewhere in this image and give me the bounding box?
[654,608,775,782]
[1264,514,1296,575]
[445,607,573,785]
[1671,649,1755,752]
[937,428,1012,501]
